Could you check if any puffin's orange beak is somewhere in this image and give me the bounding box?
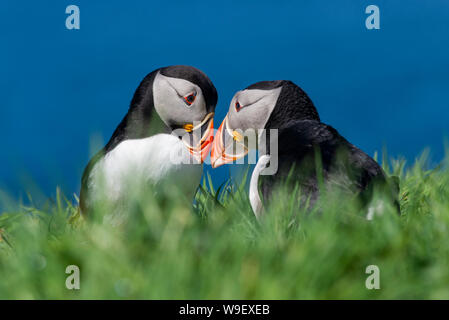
[194,118,214,163]
[211,116,248,168]
[183,113,214,163]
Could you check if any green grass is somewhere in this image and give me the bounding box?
[1,151,449,299]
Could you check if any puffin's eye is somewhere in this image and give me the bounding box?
[235,101,242,112]
[184,92,196,106]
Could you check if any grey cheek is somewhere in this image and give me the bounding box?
[227,112,240,131]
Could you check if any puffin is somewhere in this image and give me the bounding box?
[80,65,217,218]
[211,80,399,219]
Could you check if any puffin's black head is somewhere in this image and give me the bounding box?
[108,65,218,163]
[211,80,318,167]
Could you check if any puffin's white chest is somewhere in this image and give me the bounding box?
[87,134,202,207]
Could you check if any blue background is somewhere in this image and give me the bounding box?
[1,1,448,203]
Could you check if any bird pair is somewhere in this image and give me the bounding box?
[80,65,399,220]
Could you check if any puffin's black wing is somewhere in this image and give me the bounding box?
[79,148,105,214]
[259,120,397,210]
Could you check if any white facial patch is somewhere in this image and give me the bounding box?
[153,72,207,127]
[227,87,282,133]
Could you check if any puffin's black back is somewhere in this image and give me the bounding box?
[259,120,391,208]
[255,81,400,213]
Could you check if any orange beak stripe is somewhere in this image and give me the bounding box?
[211,117,245,168]
[187,118,214,164]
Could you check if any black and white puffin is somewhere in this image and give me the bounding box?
[211,80,399,218]
[80,65,217,217]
